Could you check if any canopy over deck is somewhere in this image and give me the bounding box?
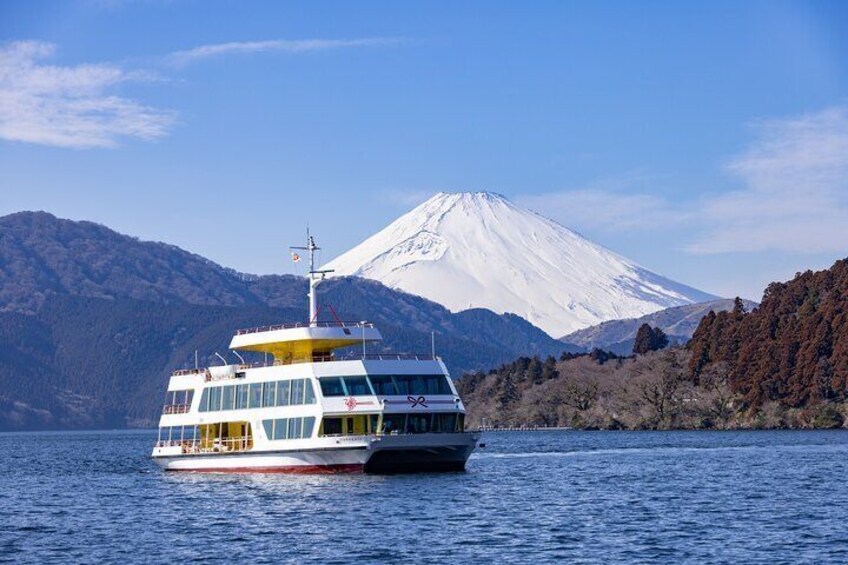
[229,321,382,362]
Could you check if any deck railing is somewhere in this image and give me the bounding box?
[273,352,437,366]
[171,368,206,377]
[162,404,191,415]
[235,321,375,335]
[177,353,439,381]
[155,436,253,454]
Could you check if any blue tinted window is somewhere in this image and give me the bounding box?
[221,385,235,410]
[394,375,417,395]
[320,377,346,397]
[304,380,316,404]
[274,419,288,440]
[288,418,302,439]
[199,389,210,412]
[302,417,315,438]
[369,375,397,395]
[343,376,372,396]
[249,383,262,409]
[421,375,452,395]
[263,419,274,439]
[291,379,305,405]
[276,380,290,406]
[263,381,276,408]
[432,413,457,432]
[208,387,221,411]
[407,414,430,433]
[235,384,249,410]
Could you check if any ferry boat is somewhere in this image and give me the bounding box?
[151,234,480,473]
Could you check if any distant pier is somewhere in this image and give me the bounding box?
[476,425,573,432]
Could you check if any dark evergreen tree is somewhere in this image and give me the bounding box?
[633,324,669,355]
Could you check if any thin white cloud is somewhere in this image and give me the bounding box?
[516,170,686,232]
[166,37,402,67]
[0,40,175,148]
[519,189,684,232]
[684,106,848,254]
[519,106,848,255]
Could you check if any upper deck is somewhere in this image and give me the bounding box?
[229,321,383,364]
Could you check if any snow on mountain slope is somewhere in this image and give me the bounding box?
[324,192,717,336]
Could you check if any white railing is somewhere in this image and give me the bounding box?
[155,437,253,454]
[175,353,439,382]
[235,321,375,335]
[272,353,436,366]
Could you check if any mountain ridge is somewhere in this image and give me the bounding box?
[0,210,579,430]
[561,298,759,355]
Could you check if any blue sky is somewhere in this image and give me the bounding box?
[1,0,847,301]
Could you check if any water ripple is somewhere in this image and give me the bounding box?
[0,429,846,563]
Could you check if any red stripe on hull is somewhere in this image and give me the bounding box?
[166,463,364,474]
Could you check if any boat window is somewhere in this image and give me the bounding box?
[304,380,316,404]
[221,385,235,411]
[422,375,453,395]
[263,381,276,408]
[164,389,194,405]
[157,425,199,443]
[343,376,373,396]
[198,389,210,412]
[273,419,288,440]
[381,414,406,434]
[182,379,319,413]
[369,375,397,395]
[235,384,249,410]
[291,379,305,404]
[320,377,346,397]
[390,375,452,395]
[322,417,343,436]
[208,386,222,412]
[261,417,315,440]
[393,375,418,395]
[249,383,263,409]
[302,417,315,438]
[406,414,430,434]
[432,413,457,432]
[288,417,302,439]
[276,380,291,406]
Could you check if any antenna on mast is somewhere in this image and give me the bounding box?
[291,227,333,327]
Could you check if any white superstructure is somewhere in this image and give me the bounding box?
[151,234,479,473]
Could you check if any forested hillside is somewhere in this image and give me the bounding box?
[0,212,577,430]
[688,260,848,410]
[459,260,848,430]
[458,346,846,430]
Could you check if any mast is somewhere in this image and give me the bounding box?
[291,229,333,327]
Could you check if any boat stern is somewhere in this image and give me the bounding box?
[363,431,480,474]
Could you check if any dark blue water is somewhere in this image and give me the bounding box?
[1,430,847,563]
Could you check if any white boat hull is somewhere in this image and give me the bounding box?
[153,432,480,474]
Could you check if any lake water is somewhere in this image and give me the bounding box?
[1,430,847,563]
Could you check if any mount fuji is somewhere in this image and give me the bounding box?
[324,192,717,337]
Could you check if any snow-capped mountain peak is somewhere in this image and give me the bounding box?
[324,191,716,337]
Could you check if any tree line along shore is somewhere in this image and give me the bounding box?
[458,258,848,431]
